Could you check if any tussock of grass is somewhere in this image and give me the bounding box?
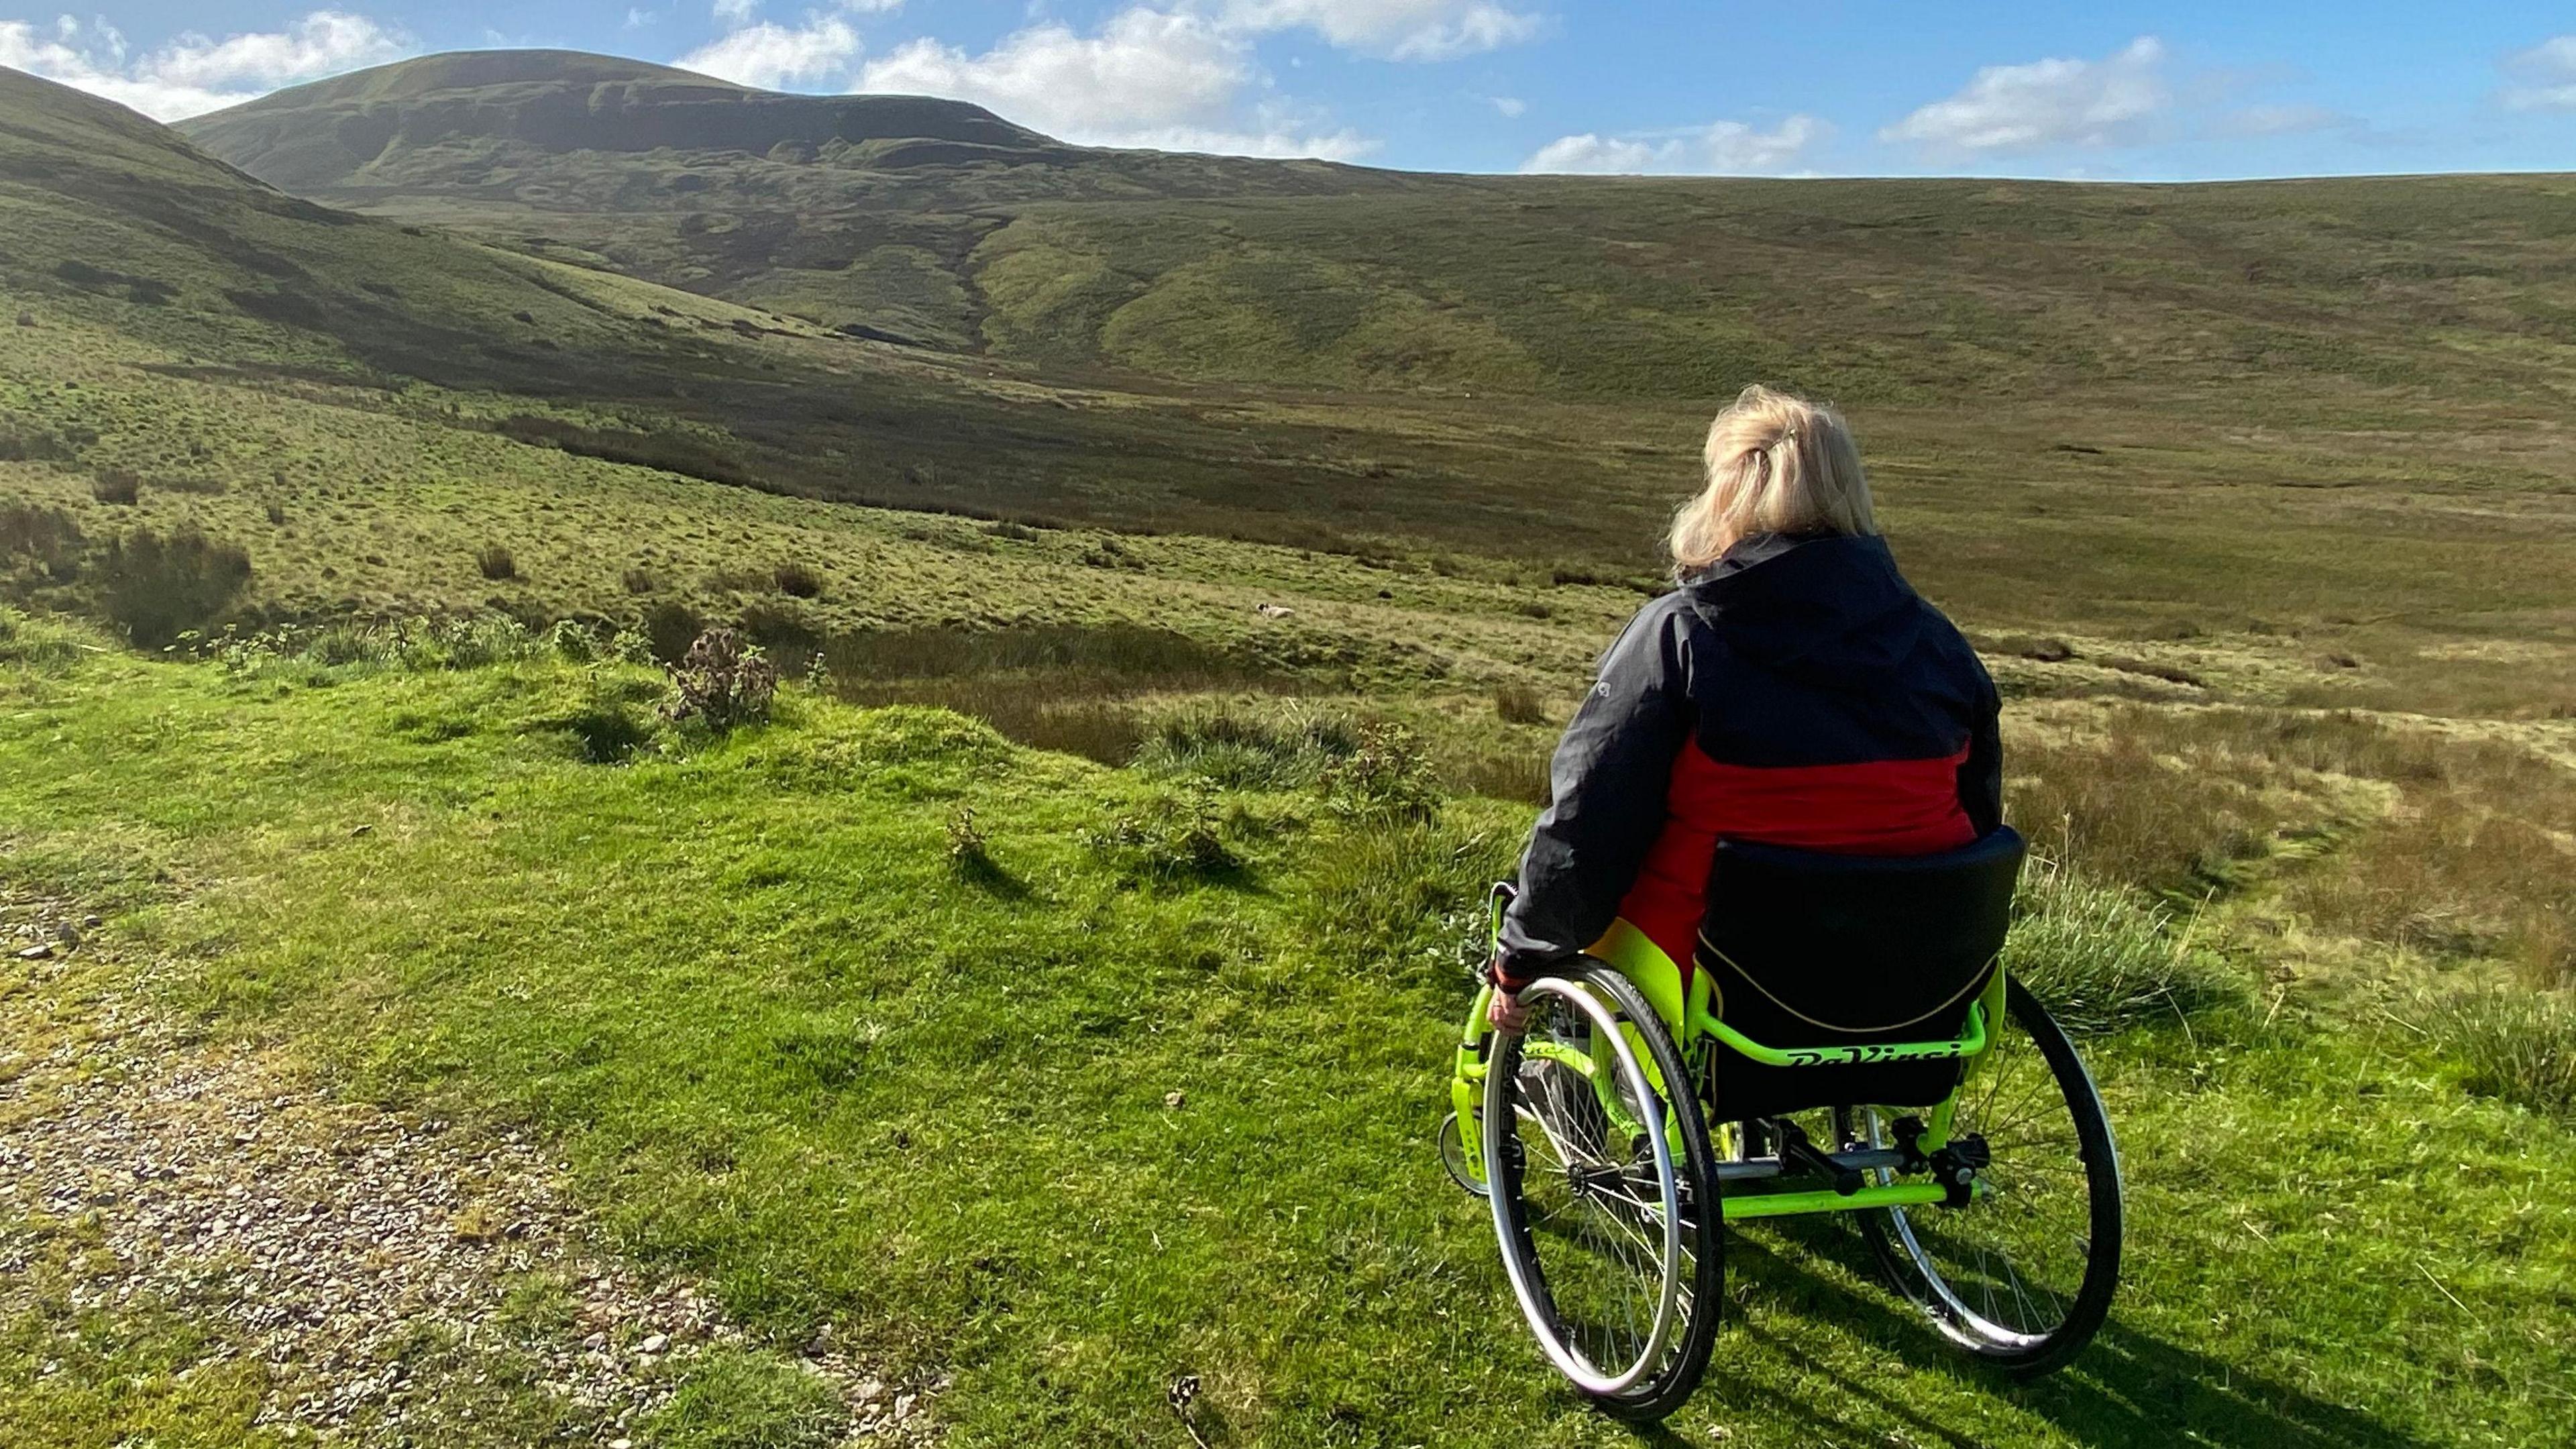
[2004,857,2241,1034]
[1303,816,1517,986]
[0,605,95,671]
[1133,702,1359,788]
[2426,989,2576,1118]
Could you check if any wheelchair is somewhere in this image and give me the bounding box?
[1439,827,2123,1421]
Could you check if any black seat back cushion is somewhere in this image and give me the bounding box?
[1696,827,2025,1121]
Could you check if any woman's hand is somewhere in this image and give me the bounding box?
[1487,971,1532,1034]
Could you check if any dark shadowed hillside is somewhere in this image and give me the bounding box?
[178,49,1070,193]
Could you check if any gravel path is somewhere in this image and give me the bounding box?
[0,890,938,1445]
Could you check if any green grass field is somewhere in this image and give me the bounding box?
[4,52,2575,1448]
[3,629,2569,1447]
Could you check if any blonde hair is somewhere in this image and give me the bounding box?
[1668,384,1877,574]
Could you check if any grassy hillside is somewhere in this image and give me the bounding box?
[3,623,2571,1446]
[178,53,2576,417]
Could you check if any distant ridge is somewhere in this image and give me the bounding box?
[180,50,1067,191]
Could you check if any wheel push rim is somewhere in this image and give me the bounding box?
[1483,977,1684,1397]
[1855,997,2116,1352]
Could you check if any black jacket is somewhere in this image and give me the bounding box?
[1498,531,2001,983]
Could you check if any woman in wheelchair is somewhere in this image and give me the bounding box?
[1448,386,2121,1419]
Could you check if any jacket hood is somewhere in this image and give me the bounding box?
[1680,532,1924,681]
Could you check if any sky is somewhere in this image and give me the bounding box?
[5,2,2576,179]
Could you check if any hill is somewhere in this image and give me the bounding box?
[0,62,836,395]
[17,60,2576,709]
[178,49,1071,194]
[178,50,2576,413]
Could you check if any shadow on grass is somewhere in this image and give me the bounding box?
[1617,1227,2428,1449]
[951,851,1032,900]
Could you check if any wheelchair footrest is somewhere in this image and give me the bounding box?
[1774,1120,1864,1196]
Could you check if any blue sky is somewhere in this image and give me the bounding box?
[5,2,2575,178]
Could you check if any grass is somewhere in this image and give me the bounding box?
[2427,989,2576,1118]
[2,639,2571,1447]
[2002,857,2241,1036]
[7,52,2576,1447]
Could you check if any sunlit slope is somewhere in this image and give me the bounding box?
[969,174,2576,404]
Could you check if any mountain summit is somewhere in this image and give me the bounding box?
[179,50,1066,192]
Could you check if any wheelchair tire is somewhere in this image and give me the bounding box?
[1484,960,1723,1421]
[1849,975,2122,1377]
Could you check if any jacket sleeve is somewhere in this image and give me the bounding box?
[1496,604,1693,987]
[1957,664,2004,839]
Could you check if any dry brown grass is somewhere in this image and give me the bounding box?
[2008,702,2576,985]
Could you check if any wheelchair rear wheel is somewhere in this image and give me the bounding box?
[1846,976,2122,1376]
[1483,961,1723,1420]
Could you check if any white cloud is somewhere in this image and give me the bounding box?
[1881,36,2168,155]
[627,7,659,27]
[712,0,760,21]
[2215,103,2347,138]
[859,5,1372,158]
[678,14,863,90]
[2502,35,2576,111]
[1220,0,1539,60]
[1519,115,1828,175]
[1489,94,1523,117]
[0,9,407,120]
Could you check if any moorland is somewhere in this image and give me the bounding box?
[3,50,2573,1448]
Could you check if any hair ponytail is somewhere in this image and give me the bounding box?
[1670,385,1877,574]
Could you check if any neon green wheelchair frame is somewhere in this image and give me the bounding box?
[1449,891,2003,1220]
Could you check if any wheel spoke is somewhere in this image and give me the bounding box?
[1483,968,1718,1408]
[1855,983,2120,1366]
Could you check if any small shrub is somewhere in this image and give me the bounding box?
[1320,721,1444,824]
[89,469,140,505]
[97,525,252,647]
[1493,682,1549,725]
[264,499,287,525]
[623,566,660,595]
[13,310,31,327]
[947,806,990,867]
[1085,786,1244,883]
[665,627,778,732]
[2003,857,2239,1034]
[474,543,517,580]
[2428,989,2576,1118]
[774,561,823,598]
[981,520,1042,542]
